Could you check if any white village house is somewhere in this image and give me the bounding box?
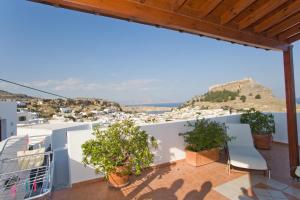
[0,101,17,141]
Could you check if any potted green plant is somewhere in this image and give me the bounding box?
[240,108,275,149]
[181,119,231,167]
[81,120,157,188]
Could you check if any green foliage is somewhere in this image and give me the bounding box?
[65,116,76,122]
[181,119,231,152]
[81,120,158,178]
[240,108,275,135]
[230,95,236,100]
[240,95,246,102]
[201,90,239,103]
[255,94,261,99]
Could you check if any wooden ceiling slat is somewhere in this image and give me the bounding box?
[197,0,222,18]
[238,0,287,30]
[278,24,300,41]
[287,33,300,43]
[220,0,255,25]
[172,0,187,11]
[254,0,300,33]
[267,12,300,38]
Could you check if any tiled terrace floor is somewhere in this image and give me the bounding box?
[52,143,300,200]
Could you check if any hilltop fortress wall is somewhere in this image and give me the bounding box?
[208,78,255,92]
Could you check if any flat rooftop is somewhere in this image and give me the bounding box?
[18,122,88,131]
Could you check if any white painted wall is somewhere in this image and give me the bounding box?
[0,101,17,140]
[67,130,102,184]
[51,125,90,150]
[272,112,300,144]
[67,114,241,185]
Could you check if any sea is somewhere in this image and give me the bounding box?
[137,102,182,114]
[140,102,182,108]
[135,99,300,114]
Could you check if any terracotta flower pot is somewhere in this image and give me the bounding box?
[185,148,220,167]
[108,166,129,188]
[252,134,272,150]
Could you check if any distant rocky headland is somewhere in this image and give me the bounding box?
[181,78,300,112]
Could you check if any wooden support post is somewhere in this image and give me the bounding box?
[283,45,299,177]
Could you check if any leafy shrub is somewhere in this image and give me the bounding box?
[230,95,236,100]
[201,89,239,103]
[240,95,246,102]
[240,108,275,135]
[255,94,261,99]
[181,119,231,152]
[82,120,158,178]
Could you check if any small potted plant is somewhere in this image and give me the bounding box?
[181,119,230,167]
[81,120,157,188]
[240,108,275,149]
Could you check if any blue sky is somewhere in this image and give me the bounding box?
[0,1,299,104]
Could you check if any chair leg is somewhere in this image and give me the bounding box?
[227,161,231,174]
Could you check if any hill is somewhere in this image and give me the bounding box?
[0,90,122,119]
[0,90,33,99]
[182,78,300,112]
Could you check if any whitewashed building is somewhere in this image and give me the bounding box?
[0,101,17,141]
[17,109,45,125]
[60,107,71,113]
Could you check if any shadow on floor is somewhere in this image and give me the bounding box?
[137,179,184,200]
[183,181,212,200]
[134,179,212,200]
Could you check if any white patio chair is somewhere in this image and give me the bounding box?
[226,123,270,178]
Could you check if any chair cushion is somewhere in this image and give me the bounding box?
[17,148,45,170]
[226,123,268,171]
[228,146,268,170]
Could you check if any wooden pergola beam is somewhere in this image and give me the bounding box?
[283,45,299,178]
[278,23,300,41]
[30,0,288,51]
[254,0,300,33]
[239,0,287,30]
[220,0,256,25]
[287,33,300,43]
[267,12,300,38]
